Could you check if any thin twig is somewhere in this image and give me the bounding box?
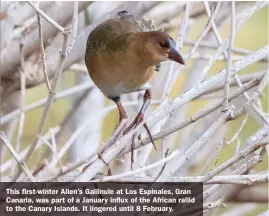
[196,74,268,182]
[27,1,65,33]
[203,1,268,124]
[222,1,235,112]
[100,119,128,154]
[202,155,263,203]
[187,1,222,61]
[50,129,57,164]
[82,119,128,172]
[203,137,268,183]
[157,72,268,181]
[246,126,267,147]
[225,113,249,146]
[235,137,241,154]
[122,75,263,155]
[67,1,78,54]
[199,141,222,175]
[1,127,60,174]
[1,83,93,125]
[49,100,160,167]
[230,71,269,119]
[219,204,257,216]
[50,129,63,169]
[184,39,268,61]
[11,43,26,176]
[15,26,71,181]
[203,199,226,210]
[153,148,170,182]
[37,4,51,91]
[55,119,127,169]
[112,173,268,184]
[197,71,266,98]
[0,132,36,182]
[160,112,230,181]
[234,74,268,124]
[162,2,192,99]
[92,150,180,182]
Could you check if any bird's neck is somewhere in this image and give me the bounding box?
[128,32,160,68]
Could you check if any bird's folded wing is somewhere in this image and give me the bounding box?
[117,10,156,32]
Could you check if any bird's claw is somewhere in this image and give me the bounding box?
[123,113,156,149]
[123,113,143,135]
[123,113,156,169]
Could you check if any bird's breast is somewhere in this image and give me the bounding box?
[86,51,155,97]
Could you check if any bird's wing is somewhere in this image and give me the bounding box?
[86,11,152,53]
[117,10,156,32]
[87,10,156,51]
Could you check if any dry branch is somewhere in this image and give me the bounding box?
[95,173,269,185]
[22,28,70,172]
[27,1,65,33]
[125,74,264,154]
[222,1,235,112]
[36,3,51,91]
[0,131,36,182]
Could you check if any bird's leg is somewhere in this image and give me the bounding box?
[99,96,127,155]
[123,89,156,169]
[97,97,127,175]
[114,96,128,131]
[123,90,155,144]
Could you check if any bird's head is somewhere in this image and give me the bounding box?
[144,31,185,65]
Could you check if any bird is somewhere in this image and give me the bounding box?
[85,10,185,169]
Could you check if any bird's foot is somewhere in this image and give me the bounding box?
[123,113,156,169]
[123,113,156,149]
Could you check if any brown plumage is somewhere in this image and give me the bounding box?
[85,10,185,169]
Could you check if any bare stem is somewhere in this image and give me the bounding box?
[27,1,65,33]
[162,2,192,99]
[0,132,37,182]
[11,44,26,176]
[222,1,235,112]
[67,1,78,54]
[1,83,93,125]
[122,74,264,155]
[92,150,180,182]
[37,5,51,91]
[14,26,71,181]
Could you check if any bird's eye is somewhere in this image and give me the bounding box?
[159,41,169,48]
[159,41,166,47]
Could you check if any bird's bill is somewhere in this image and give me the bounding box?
[168,39,185,65]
